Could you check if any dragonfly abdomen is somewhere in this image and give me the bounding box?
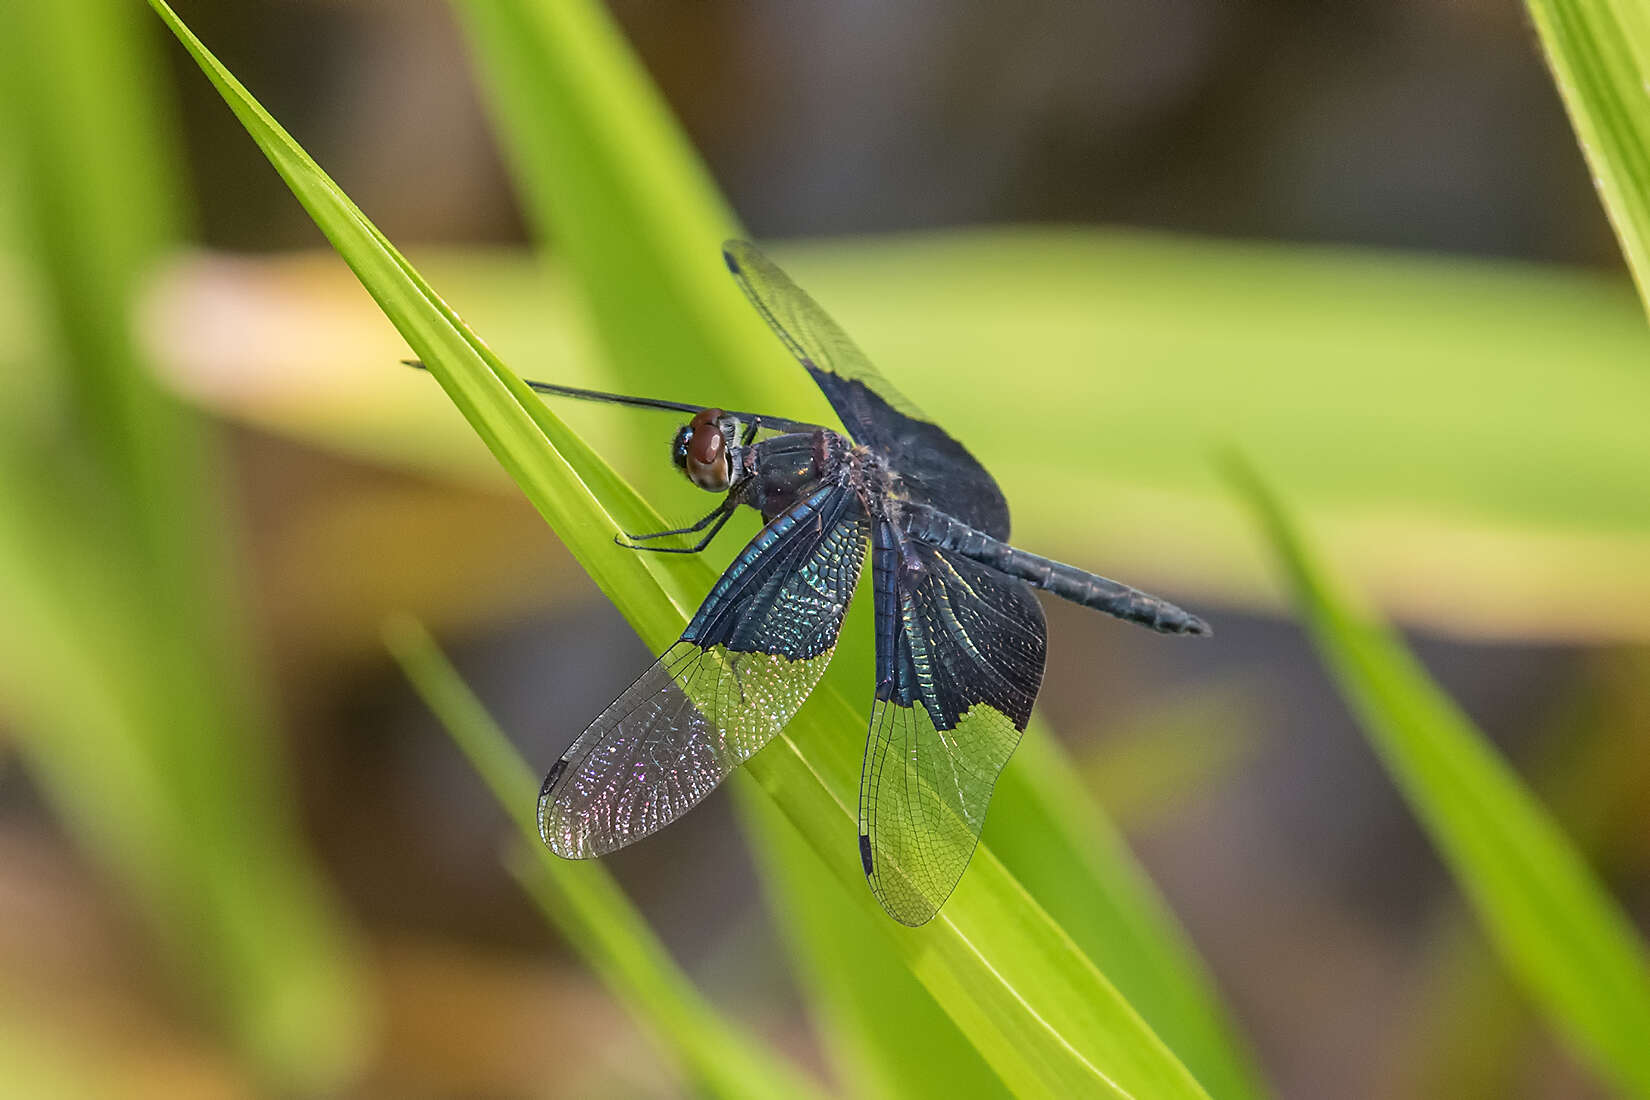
[898,502,1210,636]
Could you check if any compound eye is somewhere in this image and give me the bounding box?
[686,435,730,490]
[688,421,725,468]
[679,408,732,490]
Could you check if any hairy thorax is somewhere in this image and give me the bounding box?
[844,441,895,516]
[743,429,899,526]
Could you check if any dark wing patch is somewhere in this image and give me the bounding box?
[724,240,1012,540]
[540,485,867,858]
[858,520,1047,925]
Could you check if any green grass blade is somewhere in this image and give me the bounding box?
[987,729,1266,1100]
[142,0,691,627]
[737,703,1213,1098]
[453,0,797,407]
[148,5,1216,1094]
[1392,655,1650,1096]
[1525,0,1650,315]
[1227,452,1650,1097]
[383,617,829,1100]
[0,0,180,441]
[734,783,1010,1100]
[1,1,364,1089]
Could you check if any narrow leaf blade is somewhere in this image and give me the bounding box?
[384,617,829,1100]
[1526,0,1650,316]
[1228,451,1650,1097]
[734,783,1011,1100]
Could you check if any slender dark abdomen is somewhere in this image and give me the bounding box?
[897,502,1210,636]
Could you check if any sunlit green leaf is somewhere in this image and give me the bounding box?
[735,784,1009,1100]
[987,729,1265,1100]
[1526,0,1650,315]
[1228,451,1650,1098]
[1392,653,1650,1097]
[453,0,790,410]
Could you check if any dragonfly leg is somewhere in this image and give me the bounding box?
[619,499,734,542]
[615,500,738,554]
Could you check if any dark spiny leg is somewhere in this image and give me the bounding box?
[615,502,738,554]
[617,499,734,544]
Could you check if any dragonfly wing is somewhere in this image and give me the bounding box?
[858,520,1047,925]
[541,484,868,858]
[724,240,1012,540]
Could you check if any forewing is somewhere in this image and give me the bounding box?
[858,521,1047,925]
[541,485,868,858]
[724,240,1012,539]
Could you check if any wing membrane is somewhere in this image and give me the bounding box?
[858,521,1047,925]
[724,240,1012,539]
[541,485,868,857]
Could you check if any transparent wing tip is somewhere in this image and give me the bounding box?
[859,832,952,927]
[868,876,943,928]
[722,239,752,273]
[536,757,588,860]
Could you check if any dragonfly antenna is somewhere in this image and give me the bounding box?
[400,360,708,416]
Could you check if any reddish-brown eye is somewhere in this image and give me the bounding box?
[690,424,724,466]
[688,408,726,466]
[679,408,732,490]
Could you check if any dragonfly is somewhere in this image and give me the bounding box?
[525,242,1210,926]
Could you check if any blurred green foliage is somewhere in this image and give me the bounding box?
[386,617,830,1100]
[1230,453,1650,1097]
[0,0,364,1091]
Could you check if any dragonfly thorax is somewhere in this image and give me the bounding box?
[743,429,852,522]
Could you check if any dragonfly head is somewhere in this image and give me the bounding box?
[673,408,742,492]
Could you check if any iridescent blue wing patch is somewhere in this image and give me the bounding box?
[858,520,1047,925]
[540,485,867,858]
[723,240,1013,540]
